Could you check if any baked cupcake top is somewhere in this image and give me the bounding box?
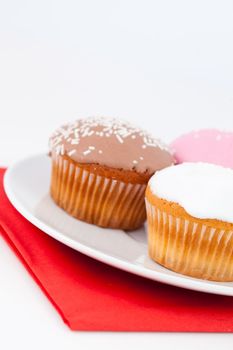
[49,117,173,174]
[148,162,233,223]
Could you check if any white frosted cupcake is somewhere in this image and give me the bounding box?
[146,162,233,281]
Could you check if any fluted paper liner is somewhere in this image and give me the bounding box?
[50,154,146,230]
[146,199,233,281]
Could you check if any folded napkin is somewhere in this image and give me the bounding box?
[0,168,233,332]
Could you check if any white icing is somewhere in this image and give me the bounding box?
[149,162,233,223]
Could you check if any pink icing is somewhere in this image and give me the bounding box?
[170,129,233,168]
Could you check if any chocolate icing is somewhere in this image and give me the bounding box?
[49,117,173,174]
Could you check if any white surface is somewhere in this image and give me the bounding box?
[1,0,233,348]
[150,162,233,222]
[5,154,233,296]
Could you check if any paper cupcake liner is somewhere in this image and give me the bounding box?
[50,154,146,230]
[145,199,233,281]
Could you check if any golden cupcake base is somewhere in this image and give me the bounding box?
[146,188,233,282]
[50,153,147,230]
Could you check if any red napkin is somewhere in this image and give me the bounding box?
[0,168,233,332]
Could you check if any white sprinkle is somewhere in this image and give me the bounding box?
[122,132,131,138]
[50,117,172,156]
[98,150,103,154]
[71,139,79,145]
[116,134,124,143]
[74,129,80,138]
[55,144,63,155]
[216,134,222,141]
[133,160,138,164]
[68,149,76,156]
[140,156,144,160]
[83,150,91,155]
[82,129,91,137]
[59,144,65,155]
[52,136,62,147]
[89,146,95,150]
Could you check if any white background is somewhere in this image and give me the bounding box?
[0,0,233,349]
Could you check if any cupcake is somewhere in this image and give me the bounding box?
[146,162,233,281]
[49,117,173,230]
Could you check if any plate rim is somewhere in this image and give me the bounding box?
[3,153,233,297]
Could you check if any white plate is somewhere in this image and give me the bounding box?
[4,154,233,296]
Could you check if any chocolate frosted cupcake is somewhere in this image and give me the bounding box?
[49,117,173,229]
